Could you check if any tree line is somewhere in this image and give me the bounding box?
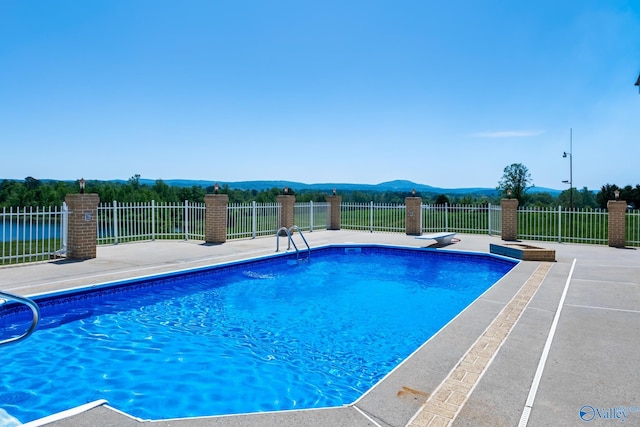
[1,175,638,210]
[497,163,639,210]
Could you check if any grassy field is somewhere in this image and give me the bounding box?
[1,238,63,265]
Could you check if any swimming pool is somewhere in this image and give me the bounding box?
[0,245,516,423]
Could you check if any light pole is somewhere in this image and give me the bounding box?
[562,128,573,237]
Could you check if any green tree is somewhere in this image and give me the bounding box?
[580,187,597,209]
[596,184,620,209]
[632,185,640,210]
[435,194,450,205]
[497,163,533,205]
[620,185,634,207]
[152,179,179,202]
[24,176,41,190]
[458,196,474,205]
[350,191,370,203]
[558,188,582,209]
[528,192,556,208]
[595,183,640,209]
[128,174,141,190]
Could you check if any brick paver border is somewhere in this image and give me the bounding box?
[407,262,554,427]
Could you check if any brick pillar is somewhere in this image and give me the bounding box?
[405,197,422,235]
[277,194,296,235]
[65,193,100,260]
[205,194,229,244]
[501,198,519,241]
[326,195,342,230]
[607,200,627,248]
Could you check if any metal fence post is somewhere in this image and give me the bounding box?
[445,203,449,232]
[488,203,492,236]
[184,200,189,241]
[310,201,314,232]
[151,200,156,241]
[558,205,562,243]
[62,202,68,253]
[252,201,257,239]
[370,201,374,233]
[28,207,34,262]
[113,200,119,245]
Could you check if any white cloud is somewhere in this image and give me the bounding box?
[471,130,545,138]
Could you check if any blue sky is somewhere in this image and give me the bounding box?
[1,1,639,191]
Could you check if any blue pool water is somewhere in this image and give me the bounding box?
[0,246,516,423]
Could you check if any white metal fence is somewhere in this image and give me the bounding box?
[489,204,502,235]
[627,210,640,247]
[517,206,610,245]
[97,201,205,244]
[422,204,499,235]
[227,202,280,239]
[294,202,329,232]
[96,202,640,248]
[340,202,406,232]
[4,201,640,266]
[226,202,329,239]
[1,205,67,265]
[96,201,329,244]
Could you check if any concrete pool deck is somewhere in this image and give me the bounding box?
[2,231,639,427]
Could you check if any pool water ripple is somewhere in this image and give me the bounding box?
[0,247,515,423]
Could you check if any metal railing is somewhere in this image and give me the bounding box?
[4,201,640,267]
[96,201,329,243]
[422,204,496,235]
[1,204,67,265]
[341,202,406,232]
[517,206,609,245]
[625,209,640,247]
[97,201,205,244]
[275,225,311,260]
[0,291,40,346]
[227,202,280,239]
[489,204,502,235]
[294,202,329,232]
[92,202,640,247]
[227,202,329,240]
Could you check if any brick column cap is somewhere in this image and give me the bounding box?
[64,193,100,202]
[500,198,519,207]
[205,193,229,201]
[607,200,627,209]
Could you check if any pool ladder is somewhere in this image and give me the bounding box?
[0,291,40,347]
[276,226,311,262]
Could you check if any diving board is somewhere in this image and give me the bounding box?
[415,232,457,246]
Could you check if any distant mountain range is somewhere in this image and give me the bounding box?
[119,178,562,196]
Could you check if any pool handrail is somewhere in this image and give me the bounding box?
[288,225,310,261]
[275,226,291,253]
[0,290,41,347]
[275,226,311,261]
